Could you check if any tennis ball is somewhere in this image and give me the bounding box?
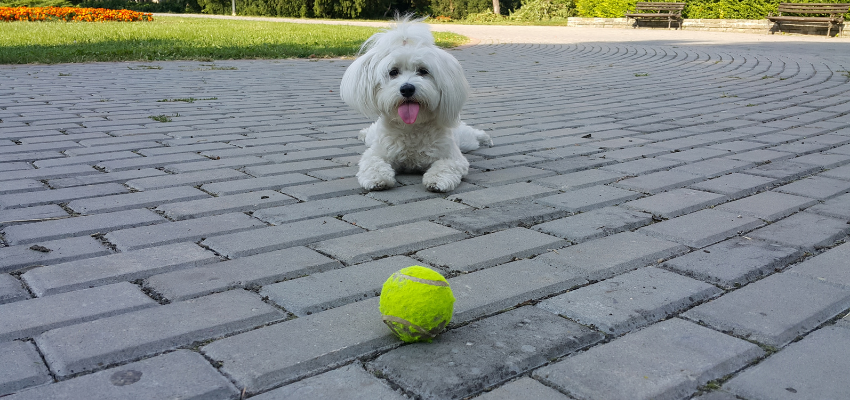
[379,266,455,343]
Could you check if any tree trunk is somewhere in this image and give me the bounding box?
[492,0,500,15]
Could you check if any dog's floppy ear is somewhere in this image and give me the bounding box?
[340,50,381,119]
[432,48,469,128]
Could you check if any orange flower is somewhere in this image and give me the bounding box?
[0,6,153,22]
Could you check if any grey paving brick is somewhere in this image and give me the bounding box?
[791,152,850,168]
[462,166,556,187]
[724,326,850,400]
[612,170,704,194]
[263,147,359,163]
[311,221,467,265]
[639,209,764,248]
[67,186,210,214]
[21,242,218,297]
[96,153,207,172]
[535,185,642,213]
[156,190,296,220]
[775,175,850,199]
[446,182,557,208]
[0,205,68,226]
[664,237,802,289]
[435,202,568,235]
[416,228,566,272]
[262,255,417,316]
[747,212,850,250]
[532,154,614,173]
[34,151,142,169]
[450,259,588,323]
[200,174,319,196]
[534,169,624,191]
[279,177,365,200]
[538,267,722,335]
[125,168,247,191]
[48,168,166,189]
[683,274,850,347]
[0,341,51,396]
[163,155,272,173]
[622,188,726,219]
[202,298,398,394]
[0,165,99,183]
[0,274,29,304]
[0,179,46,195]
[726,148,795,164]
[253,194,384,225]
[717,191,818,221]
[600,157,684,176]
[36,289,284,378]
[532,206,653,243]
[2,350,239,400]
[0,183,127,210]
[689,172,778,199]
[743,160,822,183]
[821,163,850,180]
[0,282,156,342]
[244,159,340,176]
[104,212,265,251]
[307,165,358,180]
[669,157,754,178]
[469,154,546,171]
[369,306,603,400]
[807,192,850,218]
[3,209,165,246]
[0,236,110,273]
[788,242,850,288]
[252,362,405,400]
[201,217,363,258]
[365,181,480,205]
[534,318,764,400]
[534,232,689,281]
[342,199,469,230]
[474,377,570,400]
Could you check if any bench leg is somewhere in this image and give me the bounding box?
[827,22,833,37]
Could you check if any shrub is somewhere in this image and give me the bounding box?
[574,0,632,17]
[74,0,198,13]
[509,0,573,21]
[431,0,521,19]
[684,0,850,19]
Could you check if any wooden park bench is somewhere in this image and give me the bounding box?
[624,2,686,29]
[767,3,850,36]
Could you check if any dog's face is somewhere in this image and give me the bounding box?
[340,23,470,128]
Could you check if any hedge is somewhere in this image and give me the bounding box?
[574,0,850,18]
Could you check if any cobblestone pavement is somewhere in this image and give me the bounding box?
[2,22,850,400]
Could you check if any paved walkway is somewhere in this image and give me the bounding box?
[2,19,850,400]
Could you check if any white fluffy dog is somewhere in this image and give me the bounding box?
[340,17,492,192]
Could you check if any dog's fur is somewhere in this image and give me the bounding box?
[340,17,492,192]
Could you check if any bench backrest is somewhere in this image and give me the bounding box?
[776,3,850,14]
[634,2,686,12]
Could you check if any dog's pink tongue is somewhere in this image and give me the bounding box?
[398,102,420,124]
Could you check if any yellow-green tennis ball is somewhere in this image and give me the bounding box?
[379,266,455,343]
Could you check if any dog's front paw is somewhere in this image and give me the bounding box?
[423,172,461,193]
[357,168,396,191]
[477,131,493,148]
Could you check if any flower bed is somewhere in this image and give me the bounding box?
[0,6,153,22]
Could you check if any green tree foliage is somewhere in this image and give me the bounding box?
[684,0,850,19]
[430,0,521,19]
[510,0,574,20]
[574,0,633,17]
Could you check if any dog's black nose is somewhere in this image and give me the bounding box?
[400,83,415,98]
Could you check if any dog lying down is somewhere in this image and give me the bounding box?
[340,16,492,193]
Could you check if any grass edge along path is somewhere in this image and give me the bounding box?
[0,15,468,64]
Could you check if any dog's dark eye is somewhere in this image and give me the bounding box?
[417,68,429,76]
[389,68,399,78]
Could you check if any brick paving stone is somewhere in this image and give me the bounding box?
[262,147,360,164]
[312,221,467,265]
[0,341,51,396]
[462,166,556,187]
[67,186,210,214]
[279,177,366,201]
[742,160,822,183]
[474,377,570,400]
[145,246,342,301]
[0,162,32,172]
[534,232,689,281]
[690,392,739,400]
[446,182,557,208]
[724,326,850,400]
[262,256,417,316]
[470,137,587,158]
[201,298,398,394]
[365,181,480,205]
[0,151,61,163]
[125,168,248,191]
[533,169,624,192]
[3,209,165,246]
[415,227,566,272]
[34,151,142,169]
[0,282,156,342]
[538,267,722,335]
[307,166,358,180]
[2,350,239,400]
[200,173,319,196]
[658,148,730,163]
[342,198,470,230]
[244,159,340,176]
[0,236,110,273]
[747,212,849,250]
[63,141,162,156]
[137,142,233,156]
[621,188,726,219]
[669,157,754,178]
[821,163,850,180]
[156,190,296,220]
[638,209,764,248]
[532,154,614,173]
[48,168,167,188]
[787,242,850,288]
[0,183,127,210]
[200,217,363,258]
[806,192,850,218]
[0,274,29,304]
[532,206,653,243]
[599,157,683,176]
[21,242,218,297]
[717,191,818,221]
[535,185,642,213]
[369,306,603,400]
[36,289,284,378]
[104,212,265,251]
[612,170,704,194]
[664,237,802,289]
[726,148,795,164]
[0,180,46,195]
[683,273,850,347]
[791,152,850,168]
[534,318,764,400]
[0,141,81,155]
[774,175,850,199]
[0,205,68,226]
[252,362,405,400]
[96,153,208,172]
[163,155,273,173]
[689,172,778,199]
[253,194,384,225]
[706,140,769,153]
[435,202,568,235]
[469,154,547,171]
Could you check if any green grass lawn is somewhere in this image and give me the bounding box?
[0,15,469,64]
